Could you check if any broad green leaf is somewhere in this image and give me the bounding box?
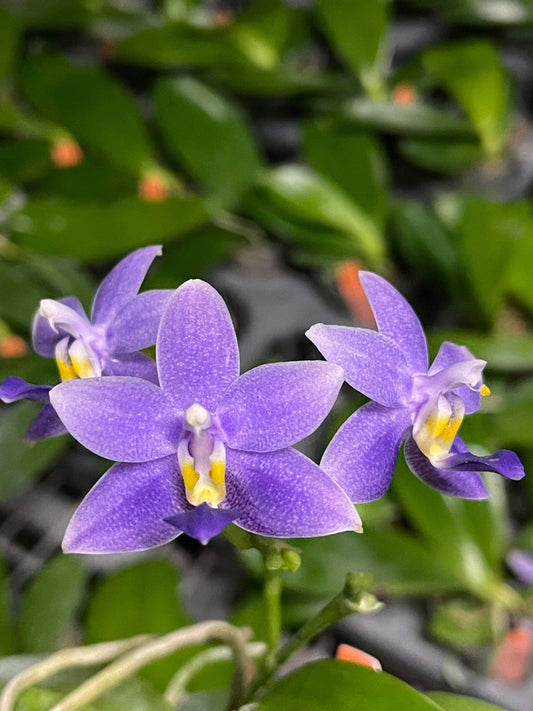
[155,77,262,208]
[0,402,66,500]
[257,660,443,711]
[36,163,137,203]
[255,165,385,266]
[0,9,20,87]
[342,98,476,138]
[18,555,87,653]
[427,692,508,711]
[303,120,388,229]
[316,0,389,99]
[494,379,533,446]
[0,556,14,655]
[454,197,531,323]
[390,199,458,283]
[10,196,209,262]
[0,140,52,184]
[85,560,191,690]
[429,598,500,649]
[441,0,533,25]
[506,221,533,313]
[424,41,510,156]
[20,53,154,173]
[14,0,95,29]
[399,137,483,173]
[0,260,52,329]
[391,459,499,597]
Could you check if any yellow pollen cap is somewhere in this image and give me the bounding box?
[480,384,491,397]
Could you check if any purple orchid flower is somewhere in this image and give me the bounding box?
[306,272,525,502]
[0,246,170,441]
[49,279,360,550]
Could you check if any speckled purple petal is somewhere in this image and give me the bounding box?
[440,444,525,481]
[32,296,86,357]
[157,280,239,410]
[0,376,51,403]
[108,290,173,354]
[91,245,162,326]
[50,377,181,462]
[404,435,489,499]
[165,504,240,545]
[225,447,361,537]
[218,361,343,452]
[63,456,184,553]
[321,402,410,503]
[359,271,428,373]
[507,550,533,585]
[306,324,412,407]
[429,341,482,414]
[26,404,66,441]
[103,352,158,384]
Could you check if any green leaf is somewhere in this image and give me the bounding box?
[20,53,154,173]
[427,692,508,711]
[316,0,389,99]
[155,77,262,208]
[506,220,533,313]
[84,560,191,690]
[0,260,52,329]
[255,165,385,266]
[17,555,87,653]
[399,137,483,173]
[36,163,137,203]
[0,402,66,500]
[390,199,458,283]
[0,9,20,87]
[494,378,533,446]
[391,460,500,597]
[423,41,510,156]
[429,597,500,649]
[0,140,52,184]
[257,660,443,711]
[341,99,476,138]
[303,120,388,229]
[0,556,14,655]
[10,196,209,262]
[454,197,531,323]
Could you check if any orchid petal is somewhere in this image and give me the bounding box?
[429,341,483,414]
[225,447,361,537]
[50,377,181,462]
[218,361,343,452]
[440,442,525,481]
[91,245,162,325]
[307,324,412,407]
[404,435,489,499]
[0,376,51,403]
[108,290,173,354]
[25,405,66,441]
[321,402,410,503]
[103,352,159,384]
[359,271,428,372]
[32,296,86,357]
[157,280,239,410]
[507,550,533,585]
[165,504,240,545]
[63,456,184,553]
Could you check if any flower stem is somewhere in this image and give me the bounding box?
[264,569,283,666]
[244,572,382,703]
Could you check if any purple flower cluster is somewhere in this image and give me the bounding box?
[1,251,525,552]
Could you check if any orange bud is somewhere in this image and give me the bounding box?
[491,626,533,685]
[0,334,28,359]
[51,139,83,168]
[138,174,169,203]
[335,643,382,671]
[392,82,417,106]
[336,260,376,328]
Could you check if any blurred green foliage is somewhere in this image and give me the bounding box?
[1,0,533,701]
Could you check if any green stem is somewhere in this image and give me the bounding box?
[264,569,282,666]
[244,573,382,703]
